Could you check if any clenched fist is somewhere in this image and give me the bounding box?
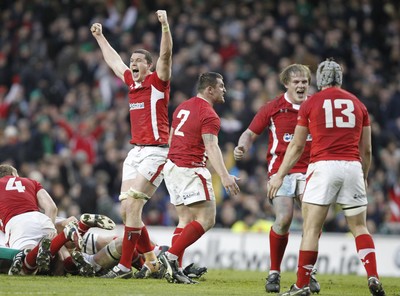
[156,10,168,25]
[90,23,102,36]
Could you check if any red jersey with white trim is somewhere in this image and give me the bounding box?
[124,70,170,145]
[248,93,311,177]
[168,97,220,168]
[297,87,370,162]
[0,176,42,228]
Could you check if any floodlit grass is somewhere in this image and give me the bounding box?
[0,270,399,295]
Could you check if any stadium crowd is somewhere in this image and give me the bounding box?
[0,0,399,234]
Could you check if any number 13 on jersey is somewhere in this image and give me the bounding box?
[323,99,355,128]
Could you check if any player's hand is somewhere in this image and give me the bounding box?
[221,175,240,196]
[233,146,245,160]
[156,10,168,25]
[90,23,102,36]
[267,175,283,200]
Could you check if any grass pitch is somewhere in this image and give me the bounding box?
[0,270,399,295]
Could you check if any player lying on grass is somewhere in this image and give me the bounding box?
[2,213,115,276]
[2,214,207,279]
[72,236,207,279]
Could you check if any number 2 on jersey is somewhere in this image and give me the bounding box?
[6,177,26,193]
[323,99,355,128]
[174,109,190,136]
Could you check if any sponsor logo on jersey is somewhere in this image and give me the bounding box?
[283,133,312,142]
[129,102,145,110]
[283,133,293,142]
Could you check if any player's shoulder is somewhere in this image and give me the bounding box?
[259,94,285,111]
[268,93,285,105]
[341,88,364,104]
[194,98,219,120]
[0,176,40,193]
[174,97,198,113]
[179,96,197,107]
[123,69,133,83]
[188,97,212,108]
[18,176,42,186]
[325,88,365,106]
[148,71,159,80]
[148,71,170,86]
[332,87,357,98]
[141,71,156,84]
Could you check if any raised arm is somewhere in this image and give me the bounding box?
[155,10,173,82]
[91,23,129,81]
[234,128,258,160]
[203,133,240,196]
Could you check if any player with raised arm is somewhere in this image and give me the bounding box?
[234,64,320,294]
[160,72,240,284]
[91,10,172,279]
[268,58,385,296]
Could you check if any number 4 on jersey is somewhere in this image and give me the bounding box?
[6,177,26,193]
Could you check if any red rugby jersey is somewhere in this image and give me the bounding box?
[124,70,170,145]
[248,93,311,177]
[297,87,370,162]
[168,97,220,168]
[0,176,42,228]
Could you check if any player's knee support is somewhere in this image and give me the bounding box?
[106,239,121,262]
[118,187,150,201]
[82,232,99,255]
[342,205,367,216]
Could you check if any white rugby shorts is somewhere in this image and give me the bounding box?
[122,145,168,187]
[302,160,367,206]
[163,159,215,206]
[5,212,57,249]
[273,172,306,198]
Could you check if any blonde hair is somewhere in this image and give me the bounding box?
[279,64,311,86]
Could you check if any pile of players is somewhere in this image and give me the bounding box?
[1,210,206,281]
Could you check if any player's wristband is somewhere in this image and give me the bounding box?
[162,25,170,32]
